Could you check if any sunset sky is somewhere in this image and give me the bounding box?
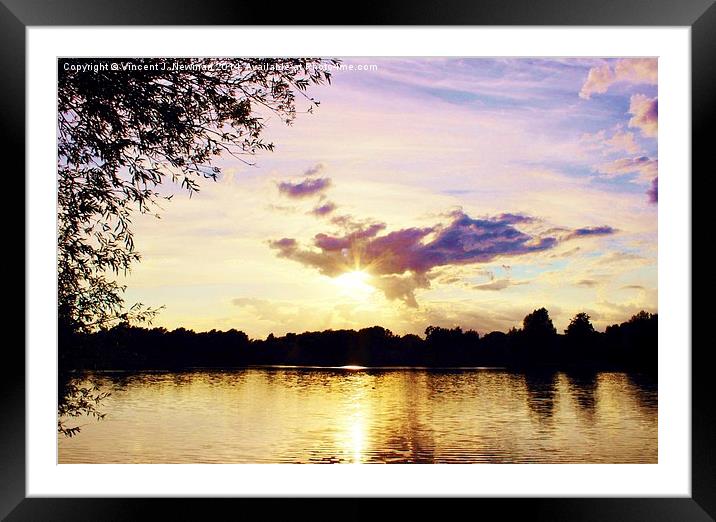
[120,57,658,338]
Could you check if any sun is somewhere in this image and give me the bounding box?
[333,270,374,300]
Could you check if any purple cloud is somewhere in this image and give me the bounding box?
[270,211,561,306]
[271,238,298,249]
[270,207,616,306]
[494,213,535,224]
[647,177,658,204]
[310,201,337,217]
[278,177,331,198]
[303,163,325,177]
[565,225,617,241]
[314,223,387,251]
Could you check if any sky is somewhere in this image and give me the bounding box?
[120,57,658,338]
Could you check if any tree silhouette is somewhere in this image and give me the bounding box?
[565,312,596,338]
[522,307,557,339]
[57,57,336,436]
[58,308,657,375]
[58,57,336,338]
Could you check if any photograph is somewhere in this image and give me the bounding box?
[57,56,658,464]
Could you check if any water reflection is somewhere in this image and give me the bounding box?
[565,371,599,419]
[59,369,657,464]
[524,371,559,422]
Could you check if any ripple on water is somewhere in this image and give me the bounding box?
[58,369,657,464]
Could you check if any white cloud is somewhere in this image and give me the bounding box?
[628,94,658,138]
[596,156,658,183]
[579,58,657,99]
[581,128,642,155]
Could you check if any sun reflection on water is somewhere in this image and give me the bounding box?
[58,369,658,464]
[350,412,365,463]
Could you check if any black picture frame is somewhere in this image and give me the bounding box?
[4,1,712,520]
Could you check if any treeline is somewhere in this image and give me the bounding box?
[59,308,657,373]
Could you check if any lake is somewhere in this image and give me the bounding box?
[58,368,657,463]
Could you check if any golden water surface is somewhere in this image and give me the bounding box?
[58,368,657,463]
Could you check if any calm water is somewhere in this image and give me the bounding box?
[58,368,657,463]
